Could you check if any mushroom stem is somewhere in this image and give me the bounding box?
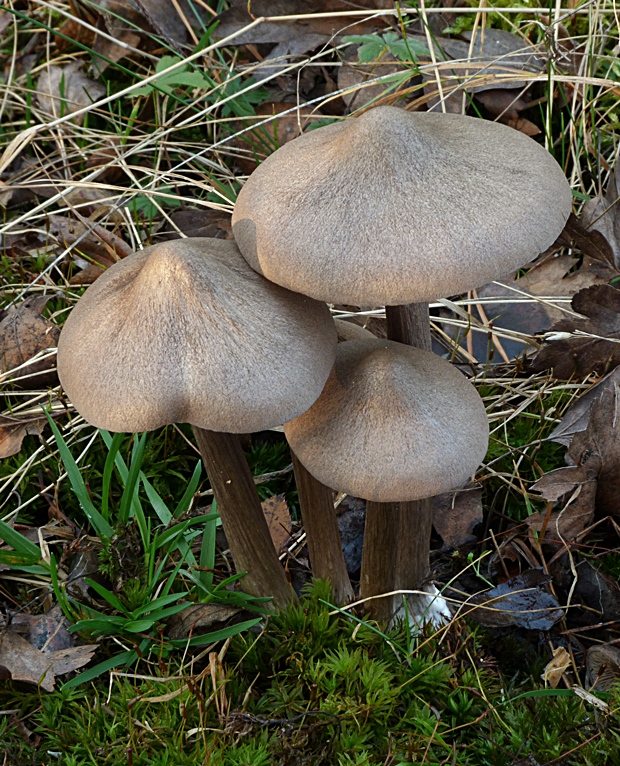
[355,304,435,622]
[291,451,354,604]
[192,426,295,609]
[360,501,399,623]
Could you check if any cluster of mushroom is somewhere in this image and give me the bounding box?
[58,106,572,622]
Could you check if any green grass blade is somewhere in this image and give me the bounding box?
[101,431,124,522]
[0,519,43,559]
[118,434,147,525]
[61,650,138,689]
[173,461,202,518]
[44,411,114,540]
[85,578,130,616]
[168,618,262,648]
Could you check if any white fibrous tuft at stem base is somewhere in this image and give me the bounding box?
[392,584,452,632]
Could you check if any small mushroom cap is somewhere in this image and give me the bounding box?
[284,339,489,502]
[58,238,337,433]
[334,318,375,342]
[233,107,572,306]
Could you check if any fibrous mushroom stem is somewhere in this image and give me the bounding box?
[360,501,399,623]
[386,301,434,619]
[192,426,295,609]
[291,452,354,604]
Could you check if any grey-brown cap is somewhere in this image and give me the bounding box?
[334,318,375,342]
[233,106,572,306]
[284,339,489,502]
[58,238,337,433]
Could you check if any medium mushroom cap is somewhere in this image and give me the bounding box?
[284,339,489,502]
[334,318,375,342]
[58,238,337,433]
[233,107,572,306]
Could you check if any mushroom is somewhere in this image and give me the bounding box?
[57,237,337,608]
[232,105,572,620]
[285,338,489,622]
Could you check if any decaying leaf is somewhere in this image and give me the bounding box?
[0,295,60,388]
[11,604,75,653]
[0,414,46,459]
[168,604,244,640]
[527,464,598,544]
[0,628,96,691]
[586,644,620,691]
[433,483,483,548]
[262,494,292,553]
[532,284,620,378]
[36,63,105,125]
[338,49,407,112]
[156,209,231,242]
[464,569,563,630]
[541,646,571,688]
[581,154,620,269]
[214,0,389,46]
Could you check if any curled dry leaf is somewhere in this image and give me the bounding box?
[527,464,598,544]
[156,209,232,242]
[168,604,244,640]
[463,569,563,630]
[0,414,46,459]
[586,644,620,691]
[581,154,620,269]
[433,483,483,549]
[541,646,571,689]
[0,628,96,691]
[0,295,60,388]
[262,494,292,553]
[531,284,620,378]
[36,63,105,125]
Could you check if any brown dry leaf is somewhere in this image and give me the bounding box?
[541,646,571,689]
[0,295,60,388]
[531,284,620,378]
[463,569,563,630]
[262,494,292,553]
[527,464,598,544]
[566,386,620,517]
[11,605,75,653]
[581,154,620,269]
[433,483,482,548]
[0,10,12,39]
[338,50,407,112]
[0,629,96,691]
[168,604,243,640]
[55,15,96,52]
[0,414,46,459]
[36,63,105,125]
[586,644,620,691]
[156,209,232,242]
[214,1,389,46]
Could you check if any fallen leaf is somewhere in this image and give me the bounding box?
[581,153,620,268]
[338,49,407,111]
[168,604,244,640]
[0,628,96,691]
[433,483,483,548]
[527,464,598,544]
[0,295,60,388]
[262,494,292,553]
[531,284,620,378]
[586,644,620,691]
[214,1,389,46]
[541,646,571,688]
[552,558,620,625]
[549,365,620,446]
[0,10,12,39]
[11,605,75,653]
[464,569,564,630]
[36,63,106,124]
[0,414,46,459]
[155,209,232,242]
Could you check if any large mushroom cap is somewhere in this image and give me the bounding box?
[233,107,572,306]
[284,339,489,502]
[58,238,337,433]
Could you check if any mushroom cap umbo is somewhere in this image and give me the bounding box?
[284,339,489,502]
[233,107,572,306]
[57,238,337,433]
